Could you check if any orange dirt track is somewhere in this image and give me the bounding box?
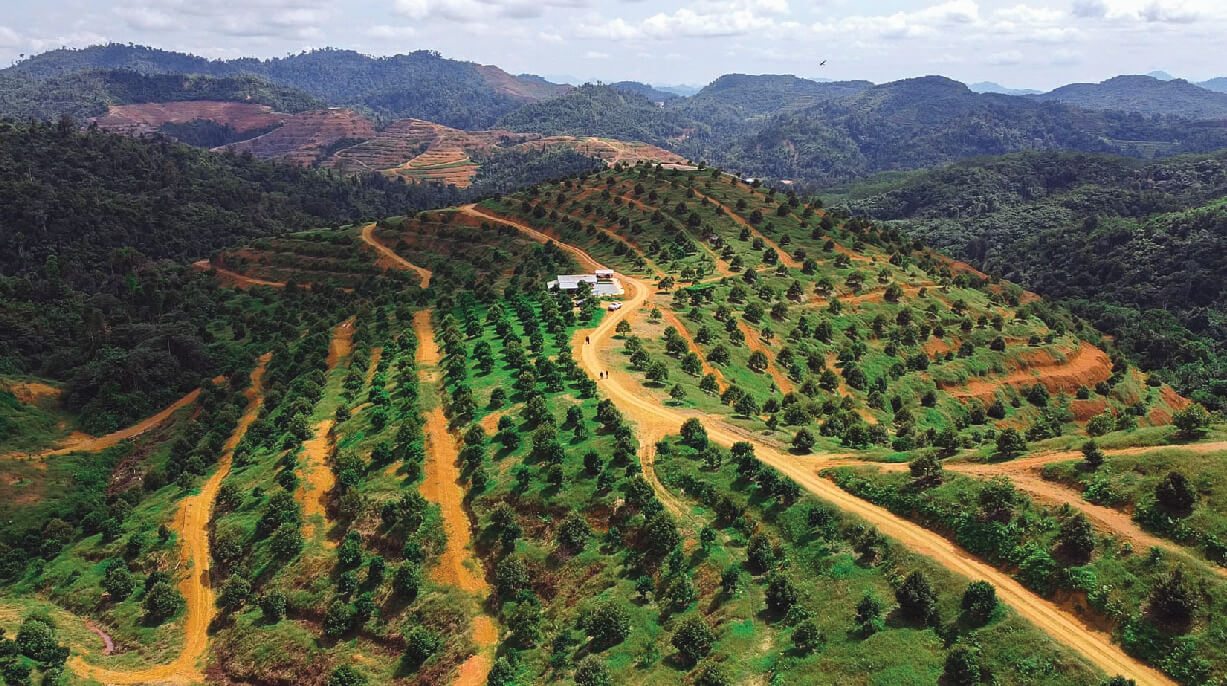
[71,353,271,685]
[360,222,433,287]
[192,260,287,289]
[5,387,203,460]
[300,320,354,543]
[412,310,497,684]
[571,269,1172,686]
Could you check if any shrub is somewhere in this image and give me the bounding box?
[327,665,366,686]
[792,618,825,653]
[573,655,611,686]
[1154,471,1197,516]
[765,572,798,613]
[895,571,938,625]
[143,581,184,623]
[582,598,631,647]
[403,626,440,667]
[671,614,715,664]
[1148,567,1198,630]
[943,645,982,686]
[961,581,998,625]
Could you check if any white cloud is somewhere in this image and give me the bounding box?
[0,26,20,48]
[394,0,592,23]
[584,50,610,58]
[114,6,182,31]
[579,1,797,40]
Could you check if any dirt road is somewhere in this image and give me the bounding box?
[71,353,271,685]
[573,271,1172,686]
[192,259,287,289]
[736,319,793,394]
[6,387,203,460]
[300,320,354,543]
[360,222,433,288]
[459,206,604,273]
[412,310,497,684]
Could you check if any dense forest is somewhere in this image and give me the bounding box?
[497,84,700,145]
[0,119,600,432]
[0,70,324,121]
[3,45,570,129]
[830,149,1227,407]
[1030,75,1227,119]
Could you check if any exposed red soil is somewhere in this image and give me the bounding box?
[459,206,604,272]
[6,381,61,405]
[474,64,571,101]
[1070,398,1109,422]
[220,108,375,166]
[83,621,115,655]
[944,341,1113,404]
[192,259,286,289]
[91,101,288,137]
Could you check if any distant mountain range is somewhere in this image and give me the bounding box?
[5,44,1227,188]
[968,81,1041,96]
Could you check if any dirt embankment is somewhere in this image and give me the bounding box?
[299,319,354,543]
[575,271,1171,686]
[360,222,433,287]
[412,310,497,683]
[945,341,1113,404]
[71,353,271,685]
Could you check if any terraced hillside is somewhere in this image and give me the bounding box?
[3,161,1225,686]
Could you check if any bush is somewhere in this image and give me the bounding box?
[403,626,440,667]
[260,591,286,622]
[573,655,611,686]
[582,598,631,647]
[1148,567,1198,630]
[323,600,354,638]
[765,572,798,613]
[1056,513,1096,563]
[961,581,998,626]
[1172,404,1210,437]
[327,665,367,686]
[855,592,884,636]
[671,614,715,664]
[942,645,982,686]
[792,618,825,653]
[895,571,938,625]
[1154,471,1197,516]
[143,581,184,623]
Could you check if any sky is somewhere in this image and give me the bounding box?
[0,0,1224,89]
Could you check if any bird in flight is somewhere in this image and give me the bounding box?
[819,59,827,66]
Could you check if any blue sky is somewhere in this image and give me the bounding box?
[1,0,1222,89]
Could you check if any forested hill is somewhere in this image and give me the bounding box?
[829,150,1227,408]
[694,76,1227,185]
[0,119,467,274]
[1030,75,1227,119]
[3,44,571,128]
[0,70,324,121]
[496,84,701,144]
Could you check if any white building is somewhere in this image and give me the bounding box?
[548,271,623,296]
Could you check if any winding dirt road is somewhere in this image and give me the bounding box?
[411,310,497,684]
[464,208,1174,684]
[71,353,271,685]
[5,387,204,461]
[192,259,287,289]
[572,271,1171,686]
[360,222,433,288]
